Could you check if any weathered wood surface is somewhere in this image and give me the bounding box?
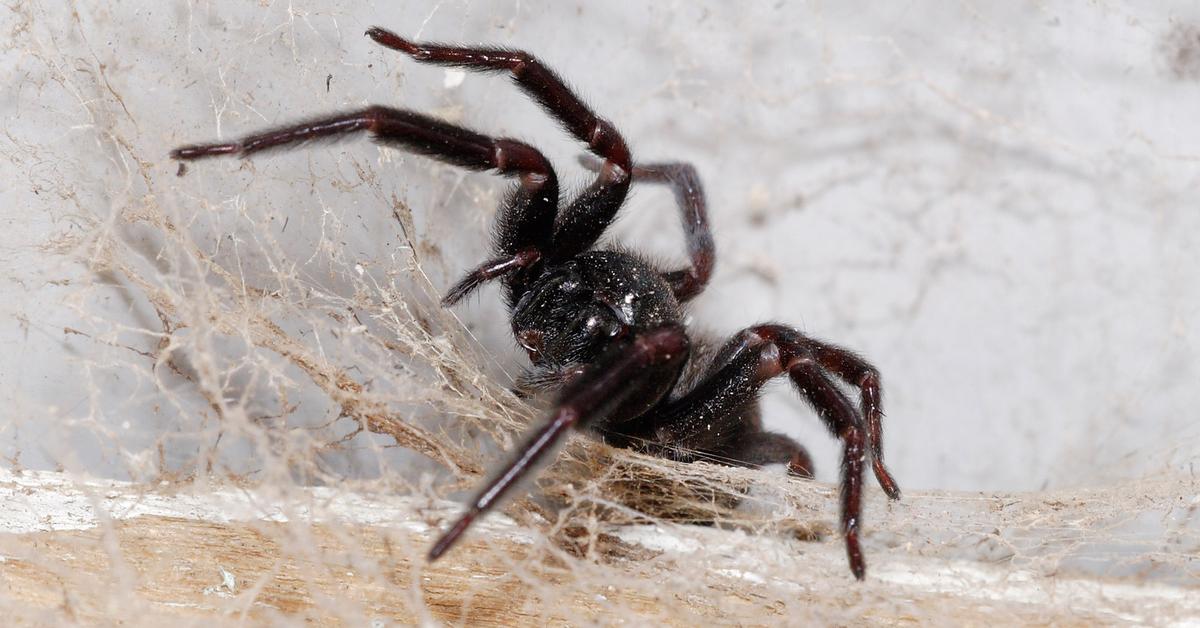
[0,470,1196,626]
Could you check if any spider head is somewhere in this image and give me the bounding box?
[511,251,681,368]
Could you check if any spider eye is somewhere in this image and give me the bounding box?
[574,309,622,340]
[582,315,603,335]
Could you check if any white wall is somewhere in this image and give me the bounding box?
[2,1,1198,493]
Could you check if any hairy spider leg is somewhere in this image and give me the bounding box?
[730,431,816,478]
[428,324,690,561]
[808,340,899,499]
[618,330,812,467]
[578,159,715,302]
[787,358,870,580]
[656,325,899,499]
[626,324,898,579]
[579,158,716,303]
[366,27,633,263]
[440,247,543,307]
[170,106,558,305]
[626,163,714,301]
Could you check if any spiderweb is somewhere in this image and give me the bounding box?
[2,1,1198,624]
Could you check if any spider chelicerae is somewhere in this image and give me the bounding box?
[172,26,901,580]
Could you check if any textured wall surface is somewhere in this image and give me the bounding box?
[5,1,1198,491]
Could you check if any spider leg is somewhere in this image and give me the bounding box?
[664,332,898,499]
[366,27,633,262]
[580,158,715,302]
[626,324,897,580]
[428,324,690,560]
[808,341,899,499]
[171,106,560,304]
[440,247,542,307]
[731,431,815,479]
[786,357,870,580]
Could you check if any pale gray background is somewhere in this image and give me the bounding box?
[2,1,1198,493]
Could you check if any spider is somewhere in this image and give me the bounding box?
[172,26,901,579]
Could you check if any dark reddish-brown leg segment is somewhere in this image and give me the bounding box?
[441,247,542,307]
[366,26,633,262]
[634,163,714,301]
[428,324,690,561]
[809,342,899,499]
[630,323,898,579]
[581,157,715,302]
[786,357,869,579]
[729,431,815,478]
[171,106,560,303]
[172,106,547,176]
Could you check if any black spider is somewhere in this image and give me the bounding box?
[172,26,901,580]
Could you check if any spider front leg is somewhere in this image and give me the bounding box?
[631,324,899,580]
[367,27,633,261]
[171,106,560,305]
[429,325,690,560]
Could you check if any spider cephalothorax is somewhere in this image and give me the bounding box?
[512,252,681,365]
[172,26,901,579]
